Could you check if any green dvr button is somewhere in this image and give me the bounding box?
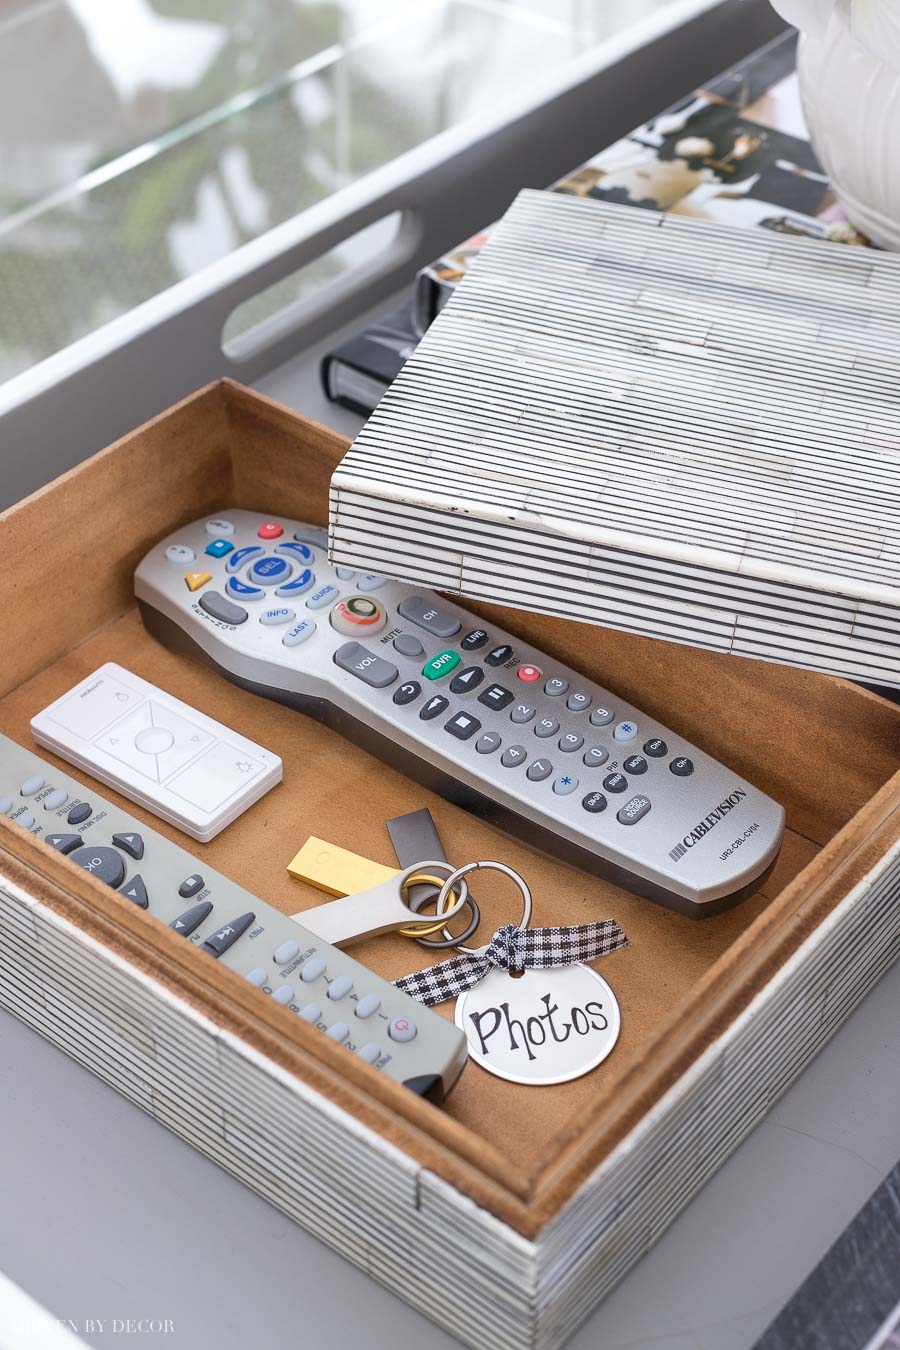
[422,650,461,681]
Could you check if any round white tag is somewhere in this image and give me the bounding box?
[454,964,620,1086]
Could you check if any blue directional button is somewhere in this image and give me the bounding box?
[204,538,234,559]
[275,568,315,597]
[249,555,291,585]
[275,542,314,565]
[226,545,264,573]
[226,576,265,600]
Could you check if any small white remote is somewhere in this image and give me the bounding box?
[135,511,785,917]
[30,664,282,841]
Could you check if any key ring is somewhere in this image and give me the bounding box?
[434,860,533,955]
[403,872,482,949]
[397,872,469,938]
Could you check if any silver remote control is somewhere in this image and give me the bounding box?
[0,734,467,1102]
[135,511,785,917]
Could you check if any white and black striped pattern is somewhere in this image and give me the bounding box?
[331,190,900,687]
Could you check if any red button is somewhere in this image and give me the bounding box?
[258,521,283,540]
[517,664,542,683]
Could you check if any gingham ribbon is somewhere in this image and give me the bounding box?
[394,919,628,1006]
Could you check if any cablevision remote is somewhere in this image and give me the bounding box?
[0,734,467,1102]
[135,512,785,917]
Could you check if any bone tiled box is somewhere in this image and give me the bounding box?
[0,381,898,1349]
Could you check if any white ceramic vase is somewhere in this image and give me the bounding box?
[771,0,900,248]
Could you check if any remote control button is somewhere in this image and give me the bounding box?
[273,984,295,1006]
[566,691,592,713]
[624,755,648,775]
[246,968,268,987]
[644,738,668,758]
[582,791,607,814]
[282,618,316,647]
[485,644,513,667]
[583,746,609,769]
[553,774,579,796]
[397,596,461,638]
[45,832,81,855]
[423,650,461,681]
[476,732,501,754]
[613,721,638,741]
[134,727,174,756]
[445,711,481,741]
[358,574,386,592]
[517,664,542,683]
[299,1002,321,1022]
[590,707,615,727]
[184,571,213,592]
[301,955,327,983]
[358,1042,382,1063]
[420,695,449,721]
[330,596,387,636]
[449,665,484,694]
[307,583,340,611]
[276,542,314,565]
[67,802,92,825]
[526,757,553,781]
[670,757,695,777]
[169,899,212,933]
[112,832,144,860]
[461,629,489,650]
[280,569,316,596]
[559,732,584,753]
[69,846,126,889]
[336,566,355,580]
[603,773,628,793]
[250,555,291,585]
[544,677,569,697]
[617,794,652,825]
[43,789,67,811]
[226,545,264,573]
[393,681,421,706]
[260,607,295,626]
[389,1016,417,1043]
[501,745,527,768]
[258,522,283,539]
[534,717,559,738]
[179,874,204,898]
[394,634,424,657]
[478,684,514,711]
[20,775,44,796]
[120,875,149,908]
[328,976,353,1001]
[206,519,235,536]
[334,641,398,688]
[327,1021,350,1043]
[166,545,195,564]
[293,526,328,549]
[17,811,35,830]
[0,798,12,816]
[205,539,233,559]
[201,591,249,624]
[200,911,255,958]
[510,702,535,723]
[274,940,300,965]
[355,994,381,1019]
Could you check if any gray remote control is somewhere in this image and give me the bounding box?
[135,511,785,917]
[0,733,467,1102]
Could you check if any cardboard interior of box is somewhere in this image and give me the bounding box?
[1,380,898,1237]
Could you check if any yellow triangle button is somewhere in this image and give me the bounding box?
[184,571,212,592]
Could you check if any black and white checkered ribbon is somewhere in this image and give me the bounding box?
[394,919,628,1006]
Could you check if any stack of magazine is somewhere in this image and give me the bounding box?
[329,188,900,689]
